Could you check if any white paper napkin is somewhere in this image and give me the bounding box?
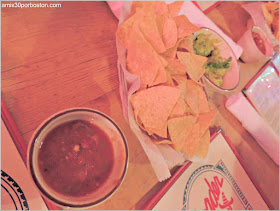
[225,93,279,165]
[1,119,48,210]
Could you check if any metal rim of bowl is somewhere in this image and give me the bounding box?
[27,108,129,208]
[193,27,240,92]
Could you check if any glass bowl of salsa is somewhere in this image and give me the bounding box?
[237,26,274,63]
[27,108,128,208]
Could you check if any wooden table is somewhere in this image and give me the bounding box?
[1,1,279,210]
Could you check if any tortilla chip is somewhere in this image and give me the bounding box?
[155,14,165,38]
[185,102,196,116]
[271,7,279,41]
[195,129,210,158]
[262,4,274,26]
[177,51,208,81]
[163,71,175,86]
[161,45,177,59]
[178,35,194,53]
[116,9,145,47]
[171,101,187,117]
[162,17,178,49]
[196,109,218,137]
[168,1,184,17]
[153,139,173,145]
[130,86,181,130]
[166,58,188,75]
[153,1,169,16]
[168,115,197,152]
[184,80,200,114]
[170,102,184,118]
[161,37,184,59]
[176,82,188,112]
[118,3,166,54]
[174,15,200,38]
[177,81,187,94]
[134,113,165,139]
[158,54,169,67]
[139,8,166,53]
[170,82,187,117]
[127,25,163,87]
[171,74,188,85]
[151,67,167,86]
[184,79,209,113]
[198,87,210,113]
[131,1,152,16]
[274,28,279,41]
[262,2,279,41]
[134,111,141,124]
[182,123,200,157]
[146,122,168,138]
[190,78,205,87]
[265,1,279,11]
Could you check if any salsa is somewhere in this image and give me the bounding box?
[252,31,266,55]
[38,120,114,197]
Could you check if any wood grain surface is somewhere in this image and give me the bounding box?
[1,1,279,210]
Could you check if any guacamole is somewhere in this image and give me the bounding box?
[193,33,232,86]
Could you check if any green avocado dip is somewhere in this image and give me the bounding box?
[193,33,232,86]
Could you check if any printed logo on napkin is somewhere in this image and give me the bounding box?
[183,160,252,210]
[152,132,269,210]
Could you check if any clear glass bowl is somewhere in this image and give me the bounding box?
[27,108,128,208]
[237,25,274,63]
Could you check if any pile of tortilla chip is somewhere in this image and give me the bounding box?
[262,1,279,41]
[116,1,218,158]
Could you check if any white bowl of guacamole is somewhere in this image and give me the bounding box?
[193,28,240,91]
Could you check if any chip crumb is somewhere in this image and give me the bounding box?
[74,144,80,152]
